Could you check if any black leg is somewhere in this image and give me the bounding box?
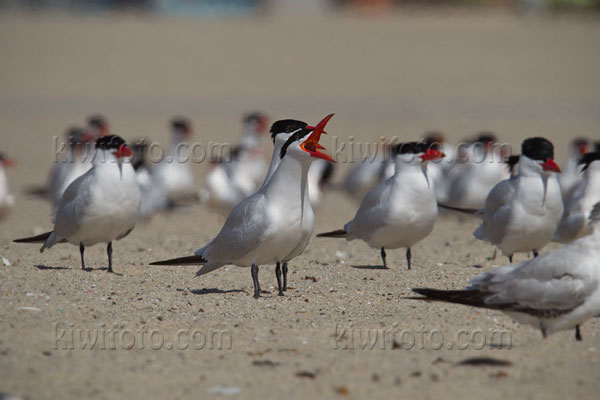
[107,241,113,273]
[508,254,513,263]
[541,325,547,339]
[282,262,288,291]
[251,264,260,299]
[533,250,539,258]
[79,242,86,270]
[380,247,387,268]
[406,248,412,270]
[575,325,582,341]
[275,262,284,296]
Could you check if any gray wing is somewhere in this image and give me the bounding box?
[199,193,268,265]
[52,170,95,241]
[475,178,515,243]
[471,247,596,313]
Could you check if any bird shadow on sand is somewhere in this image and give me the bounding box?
[82,267,124,276]
[190,288,245,295]
[351,264,389,270]
[34,264,70,271]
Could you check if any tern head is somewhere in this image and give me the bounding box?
[423,131,446,147]
[87,115,110,139]
[278,114,335,162]
[521,137,561,174]
[393,141,445,165]
[95,135,132,161]
[170,117,193,139]
[244,112,269,136]
[578,152,600,173]
[570,137,590,157]
[270,119,309,148]
[0,152,15,168]
[131,138,149,171]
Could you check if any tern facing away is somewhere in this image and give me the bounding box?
[554,152,600,243]
[318,141,445,269]
[473,137,563,262]
[412,201,600,341]
[150,114,335,298]
[0,152,15,222]
[14,135,141,273]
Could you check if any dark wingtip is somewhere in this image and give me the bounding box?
[438,204,480,215]
[13,231,52,243]
[316,229,347,238]
[149,255,207,266]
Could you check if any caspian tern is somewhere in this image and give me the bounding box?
[558,137,589,203]
[339,141,389,202]
[150,114,335,298]
[422,131,456,204]
[444,133,510,210]
[318,141,445,269]
[0,153,15,222]
[412,201,600,341]
[131,139,167,220]
[151,117,195,205]
[47,127,92,206]
[201,112,269,212]
[259,118,331,294]
[554,152,600,243]
[14,135,141,273]
[473,137,563,262]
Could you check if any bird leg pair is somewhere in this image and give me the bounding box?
[79,241,114,273]
[251,262,289,298]
[275,262,288,296]
[380,247,411,270]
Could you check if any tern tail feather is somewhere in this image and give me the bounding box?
[316,229,347,238]
[13,231,53,244]
[150,255,207,266]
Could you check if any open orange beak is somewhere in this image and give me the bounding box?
[420,149,445,162]
[113,144,132,159]
[300,113,335,162]
[541,158,561,173]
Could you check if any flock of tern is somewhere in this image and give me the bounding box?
[2,112,600,341]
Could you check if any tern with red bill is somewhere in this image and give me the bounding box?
[14,135,141,273]
[0,152,15,222]
[474,137,563,262]
[318,141,444,270]
[412,201,600,341]
[150,114,335,298]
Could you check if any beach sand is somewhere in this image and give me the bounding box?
[1,10,599,399]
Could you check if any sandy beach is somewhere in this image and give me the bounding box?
[1,9,600,399]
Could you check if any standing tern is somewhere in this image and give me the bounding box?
[412,201,600,341]
[558,137,589,203]
[444,133,510,210]
[0,153,15,222]
[151,117,195,205]
[474,137,563,262]
[318,141,445,269]
[14,135,141,273]
[150,114,335,298]
[554,152,600,243]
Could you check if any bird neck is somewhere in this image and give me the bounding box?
[263,155,310,204]
[261,142,284,188]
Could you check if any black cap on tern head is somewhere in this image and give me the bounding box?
[392,141,429,156]
[578,152,600,172]
[243,112,267,124]
[475,132,498,144]
[170,117,191,131]
[88,115,108,128]
[95,135,127,150]
[521,137,554,161]
[270,119,308,142]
